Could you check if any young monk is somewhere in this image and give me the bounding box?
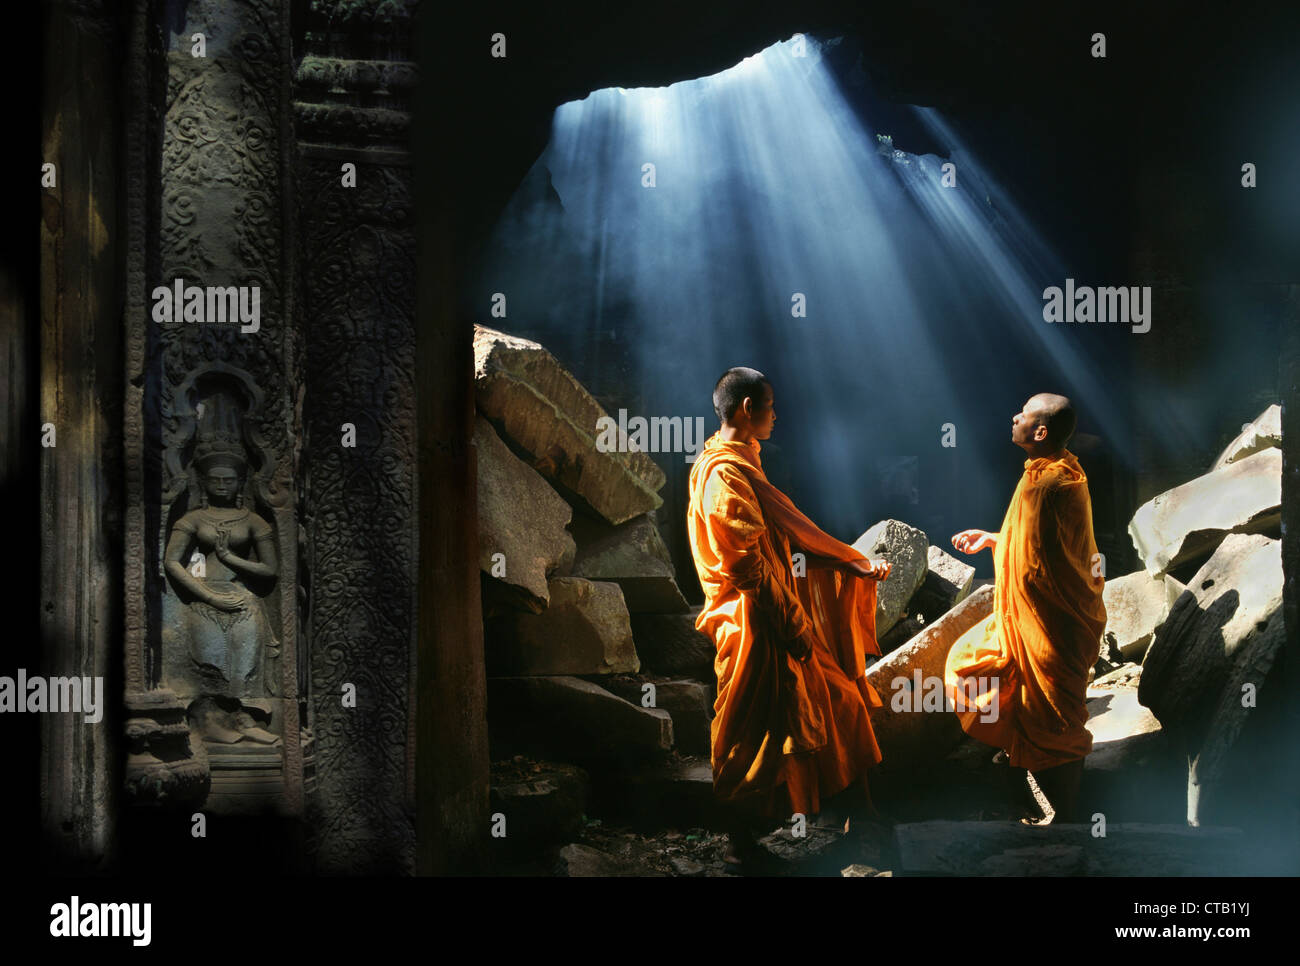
[945,392,1107,824]
[686,367,892,870]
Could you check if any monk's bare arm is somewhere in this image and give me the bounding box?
[800,551,891,579]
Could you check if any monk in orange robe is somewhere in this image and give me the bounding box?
[944,392,1107,823]
[686,367,891,868]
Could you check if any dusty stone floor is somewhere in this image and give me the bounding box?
[480,671,1268,876]
[484,734,1025,876]
[490,818,899,877]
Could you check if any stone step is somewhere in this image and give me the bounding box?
[629,608,715,679]
[486,577,640,676]
[570,512,690,614]
[590,755,724,833]
[488,675,672,763]
[596,674,713,757]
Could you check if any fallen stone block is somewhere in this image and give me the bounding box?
[652,680,713,757]
[1189,667,1286,827]
[474,415,575,612]
[474,324,664,525]
[1102,570,1185,662]
[489,759,590,847]
[1138,533,1284,825]
[894,820,1248,875]
[630,608,715,679]
[852,519,930,636]
[865,584,994,771]
[877,614,925,655]
[908,545,976,623]
[1128,447,1281,576]
[600,676,713,757]
[1212,403,1281,470]
[488,675,673,762]
[570,512,689,613]
[486,577,639,676]
[1139,533,1282,727]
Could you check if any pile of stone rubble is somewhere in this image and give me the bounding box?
[878,403,1283,874]
[475,323,1284,875]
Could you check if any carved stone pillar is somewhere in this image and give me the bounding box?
[295,0,419,873]
[123,0,305,816]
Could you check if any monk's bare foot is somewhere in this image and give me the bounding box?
[1029,759,1083,824]
[843,799,896,831]
[809,806,852,833]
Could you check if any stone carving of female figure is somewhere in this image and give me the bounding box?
[164,434,280,742]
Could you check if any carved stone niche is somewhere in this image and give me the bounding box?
[126,363,303,815]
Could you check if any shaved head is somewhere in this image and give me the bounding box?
[1027,393,1076,449]
[713,367,771,424]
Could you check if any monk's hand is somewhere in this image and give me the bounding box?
[952,529,995,555]
[845,558,890,581]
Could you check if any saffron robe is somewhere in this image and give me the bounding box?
[686,432,884,818]
[944,450,1108,771]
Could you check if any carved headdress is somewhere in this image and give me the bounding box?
[194,432,248,474]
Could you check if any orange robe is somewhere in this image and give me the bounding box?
[944,450,1107,772]
[686,431,884,818]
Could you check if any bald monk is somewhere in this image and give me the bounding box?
[687,367,892,869]
[944,393,1107,824]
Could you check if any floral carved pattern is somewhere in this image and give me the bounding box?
[299,154,416,873]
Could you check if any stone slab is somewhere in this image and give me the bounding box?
[475,415,575,611]
[474,324,664,524]
[852,519,929,636]
[1128,447,1280,575]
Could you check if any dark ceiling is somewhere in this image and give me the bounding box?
[434,0,1298,288]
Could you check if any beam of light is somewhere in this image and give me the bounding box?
[469,35,1135,545]
[902,106,1132,453]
